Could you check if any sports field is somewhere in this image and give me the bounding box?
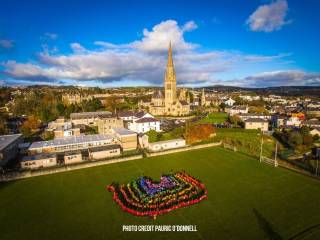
[1,147,320,240]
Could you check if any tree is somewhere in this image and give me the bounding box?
[185,124,215,144]
[287,131,303,148]
[229,115,241,126]
[19,115,41,137]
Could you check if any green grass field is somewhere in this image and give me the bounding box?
[198,112,228,124]
[1,147,320,240]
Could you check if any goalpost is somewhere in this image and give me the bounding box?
[259,137,278,167]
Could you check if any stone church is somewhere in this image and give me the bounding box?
[141,42,191,116]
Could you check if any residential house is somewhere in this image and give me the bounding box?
[244,118,269,131]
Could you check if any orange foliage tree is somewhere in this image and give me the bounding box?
[185,124,215,144]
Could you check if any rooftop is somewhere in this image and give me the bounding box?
[70,111,112,119]
[89,144,121,152]
[245,118,268,123]
[22,153,57,162]
[112,127,137,136]
[135,117,159,123]
[0,134,22,151]
[29,134,114,149]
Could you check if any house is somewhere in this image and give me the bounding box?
[97,117,124,134]
[111,127,137,151]
[54,126,81,138]
[224,98,235,107]
[229,106,249,116]
[88,145,121,160]
[64,151,83,164]
[47,117,70,130]
[303,119,320,128]
[271,114,287,128]
[70,111,112,126]
[147,139,186,152]
[244,118,269,131]
[239,113,271,121]
[285,117,301,127]
[0,134,23,167]
[310,128,320,137]
[291,112,305,121]
[21,153,57,169]
[127,112,161,133]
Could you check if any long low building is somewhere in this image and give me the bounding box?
[21,153,57,169]
[148,139,186,152]
[28,134,116,154]
[70,111,112,126]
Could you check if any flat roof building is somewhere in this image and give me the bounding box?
[28,134,115,154]
[0,134,23,166]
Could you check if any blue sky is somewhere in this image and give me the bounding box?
[0,0,319,87]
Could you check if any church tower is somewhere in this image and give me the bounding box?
[201,88,206,106]
[164,42,177,113]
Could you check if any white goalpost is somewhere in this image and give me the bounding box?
[259,137,278,167]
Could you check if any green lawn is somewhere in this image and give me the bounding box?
[198,112,228,124]
[1,147,320,240]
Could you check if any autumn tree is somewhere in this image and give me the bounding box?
[185,124,215,144]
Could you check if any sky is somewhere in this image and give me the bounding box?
[0,0,319,88]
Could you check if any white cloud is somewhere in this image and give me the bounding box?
[2,19,299,87]
[44,32,58,40]
[70,43,87,53]
[130,20,198,52]
[246,0,290,32]
[182,21,198,32]
[241,70,320,87]
[0,39,14,49]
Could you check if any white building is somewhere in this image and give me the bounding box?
[127,112,160,133]
[229,106,248,116]
[285,117,301,127]
[148,139,186,152]
[225,98,235,107]
[244,118,269,131]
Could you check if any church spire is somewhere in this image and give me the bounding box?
[167,41,174,68]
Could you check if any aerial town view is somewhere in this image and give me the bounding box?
[0,0,320,239]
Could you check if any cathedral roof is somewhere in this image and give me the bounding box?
[152,90,163,99]
[179,100,189,106]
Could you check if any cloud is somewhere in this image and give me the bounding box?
[44,32,58,40]
[70,42,87,53]
[182,21,198,32]
[1,19,297,86]
[241,70,320,87]
[0,39,14,49]
[246,0,290,32]
[130,20,198,52]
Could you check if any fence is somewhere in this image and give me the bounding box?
[145,141,222,157]
[0,154,143,182]
[223,143,237,152]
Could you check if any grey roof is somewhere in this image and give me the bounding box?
[29,134,114,150]
[112,127,137,136]
[232,106,248,110]
[179,100,189,105]
[89,144,121,152]
[70,111,112,119]
[245,118,268,123]
[135,117,159,123]
[0,134,22,151]
[22,153,56,162]
[152,90,163,99]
